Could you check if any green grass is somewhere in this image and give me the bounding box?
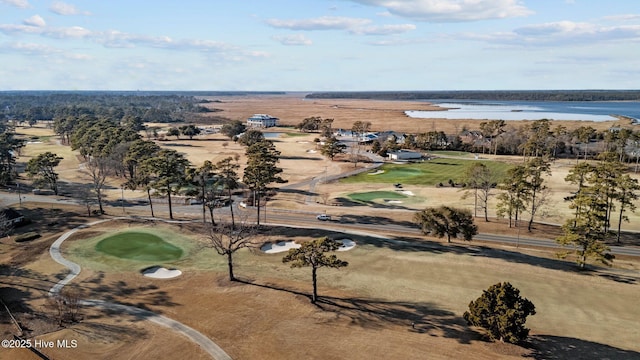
[342,159,512,186]
[95,231,184,261]
[284,132,311,137]
[348,191,408,203]
[428,150,473,157]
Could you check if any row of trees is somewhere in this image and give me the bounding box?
[416,150,638,269]
[20,107,286,222]
[365,118,640,163]
[2,93,216,124]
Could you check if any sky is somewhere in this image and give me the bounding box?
[0,0,639,91]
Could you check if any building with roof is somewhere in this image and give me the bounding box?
[247,114,279,128]
[388,150,423,161]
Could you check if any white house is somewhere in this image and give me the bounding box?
[246,114,279,128]
[388,150,423,160]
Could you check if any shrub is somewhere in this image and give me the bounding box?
[463,282,536,344]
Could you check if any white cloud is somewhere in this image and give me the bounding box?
[1,41,92,60]
[457,21,640,46]
[0,24,43,35]
[348,0,533,22]
[0,0,30,8]
[351,24,416,35]
[266,16,415,37]
[514,21,640,43]
[266,16,371,31]
[23,14,46,27]
[5,42,58,55]
[44,25,92,39]
[603,14,640,22]
[49,1,91,16]
[272,34,312,46]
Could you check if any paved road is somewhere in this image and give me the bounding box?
[257,209,640,258]
[4,186,639,258]
[48,217,232,360]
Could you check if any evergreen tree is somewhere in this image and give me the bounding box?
[320,136,347,161]
[214,157,240,229]
[557,186,614,269]
[243,140,286,225]
[496,165,527,228]
[282,237,348,303]
[463,282,536,344]
[142,149,190,220]
[414,206,477,242]
[26,152,63,195]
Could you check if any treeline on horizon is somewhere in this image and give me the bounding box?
[305,90,640,101]
[0,92,246,124]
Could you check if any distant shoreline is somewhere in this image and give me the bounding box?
[305,90,640,102]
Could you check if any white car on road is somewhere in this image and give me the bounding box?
[316,214,331,221]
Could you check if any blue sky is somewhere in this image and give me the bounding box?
[0,0,638,91]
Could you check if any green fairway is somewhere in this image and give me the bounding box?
[95,231,184,261]
[348,190,408,203]
[342,158,512,185]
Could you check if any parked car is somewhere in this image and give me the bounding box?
[316,214,331,221]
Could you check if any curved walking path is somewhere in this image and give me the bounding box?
[48,217,232,360]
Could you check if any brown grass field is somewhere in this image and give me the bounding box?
[1,94,640,359]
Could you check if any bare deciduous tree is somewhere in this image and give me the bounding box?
[45,286,83,326]
[206,219,259,281]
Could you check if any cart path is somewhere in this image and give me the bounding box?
[48,217,232,360]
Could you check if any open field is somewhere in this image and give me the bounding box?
[2,217,639,359]
[2,95,640,359]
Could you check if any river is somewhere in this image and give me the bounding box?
[405,100,640,122]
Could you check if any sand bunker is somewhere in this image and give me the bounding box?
[306,149,317,153]
[386,200,403,204]
[400,190,414,196]
[368,170,385,175]
[337,239,356,251]
[261,241,301,254]
[142,266,182,279]
[261,240,355,253]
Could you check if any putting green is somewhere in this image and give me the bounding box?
[95,231,183,261]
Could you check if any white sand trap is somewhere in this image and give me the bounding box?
[306,149,317,153]
[261,241,301,254]
[401,190,414,196]
[297,141,310,144]
[368,170,385,175]
[142,266,182,279]
[336,239,356,251]
[386,200,403,204]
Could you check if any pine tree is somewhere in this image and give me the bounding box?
[282,237,348,303]
[463,282,536,344]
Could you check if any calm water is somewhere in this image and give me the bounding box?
[406,100,640,122]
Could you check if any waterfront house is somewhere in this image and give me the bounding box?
[247,114,279,128]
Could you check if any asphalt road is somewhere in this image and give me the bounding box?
[2,180,639,258]
[257,208,640,258]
